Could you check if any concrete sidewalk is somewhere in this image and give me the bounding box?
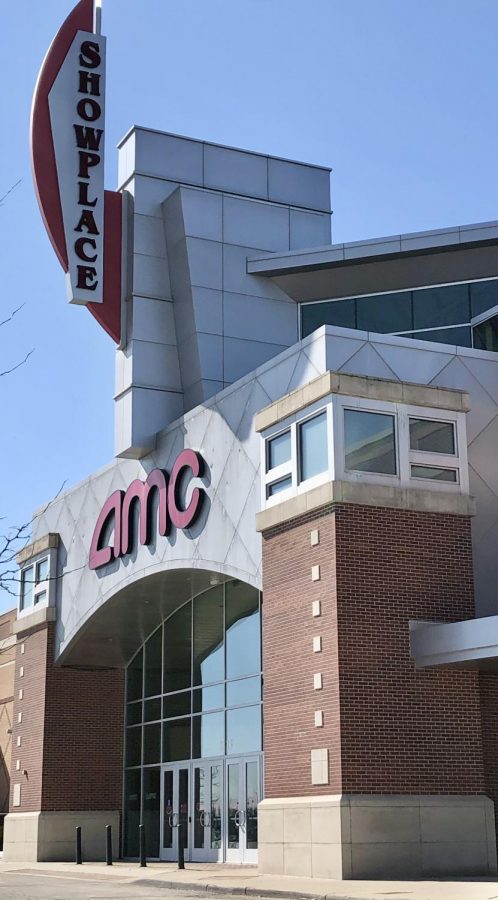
[1,860,498,900]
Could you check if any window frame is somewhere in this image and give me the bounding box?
[262,399,333,507]
[18,552,54,616]
[261,393,468,508]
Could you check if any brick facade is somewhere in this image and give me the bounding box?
[9,622,124,814]
[0,609,15,829]
[262,502,485,799]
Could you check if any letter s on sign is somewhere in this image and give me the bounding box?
[168,450,205,530]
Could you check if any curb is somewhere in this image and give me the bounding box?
[131,876,373,900]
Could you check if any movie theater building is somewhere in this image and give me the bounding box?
[5,0,498,881]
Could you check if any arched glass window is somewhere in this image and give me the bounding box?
[123,581,262,858]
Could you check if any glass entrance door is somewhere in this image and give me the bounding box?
[225,756,261,863]
[160,763,190,861]
[192,759,224,861]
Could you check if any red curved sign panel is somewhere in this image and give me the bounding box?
[31,0,121,342]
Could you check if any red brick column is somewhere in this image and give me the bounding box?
[9,622,124,814]
[262,502,485,799]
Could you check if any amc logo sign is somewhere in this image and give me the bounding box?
[89,449,206,570]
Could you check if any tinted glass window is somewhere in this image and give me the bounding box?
[301,299,355,337]
[144,627,162,697]
[402,326,472,347]
[226,583,260,680]
[267,431,291,470]
[123,769,141,857]
[163,719,191,762]
[143,723,161,764]
[267,476,292,497]
[226,705,262,754]
[344,409,397,475]
[356,291,412,333]
[299,412,328,481]
[125,726,142,767]
[470,281,498,319]
[163,690,191,720]
[193,587,224,686]
[192,711,225,759]
[127,648,143,702]
[473,315,498,352]
[412,284,470,330]
[411,465,457,482]
[20,566,34,611]
[227,676,261,707]
[143,768,160,858]
[193,684,224,713]
[163,603,191,693]
[409,419,455,454]
[144,697,162,722]
[127,702,142,726]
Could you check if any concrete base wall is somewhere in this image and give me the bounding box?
[258,794,497,879]
[3,810,120,862]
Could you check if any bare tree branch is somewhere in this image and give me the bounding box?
[0,178,22,207]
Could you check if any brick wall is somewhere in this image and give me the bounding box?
[0,609,15,819]
[9,623,124,813]
[262,502,485,799]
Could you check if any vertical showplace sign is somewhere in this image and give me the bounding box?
[31,0,122,340]
[50,8,106,303]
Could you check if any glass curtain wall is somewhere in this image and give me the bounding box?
[300,279,498,350]
[123,581,262,857]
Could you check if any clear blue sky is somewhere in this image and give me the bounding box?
[1,0,498,611]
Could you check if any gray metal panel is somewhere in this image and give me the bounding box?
[290,209,331,250]
[223,336,288,382]
[268,158,331,212]
[134,130,204,183]
[185,237,223,290]
[204,144,268,198]
[222,196,290,252]
[180,186,223,242]
[223,291,298,345]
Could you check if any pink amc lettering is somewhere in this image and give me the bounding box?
[89,450,206,570]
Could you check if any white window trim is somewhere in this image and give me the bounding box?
[18,550,56,618]
[261,393,468,510]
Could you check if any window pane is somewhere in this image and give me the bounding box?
[301,299,355,337]
[226,705,262,755]
[127,648,143,702]
[192,711,225,759]
[299,412,328,481]
[227,676,261,707]
[470,280,498,319]
[401,326,472,347]
[473,315,498,352]
[20,567,34,611]
[143,767,160,858]
[226,583,261,680]
[344,410,397,475]
[267,476,292,498]
[412,284,470,330]
[163,690,191,719]
[144,697,161,722]
[193,586,224,686]
[163,603,191,693]
[35,558,48,583]
[356,291,412,333]
[411,465,457,483]
[33,591,47,606]
[123,769,141,857]
[144,627,162,697]
[409,419,455,455]
[125,726,142,767]
[127,702,142,726]
[162,718,191,762]
[193,684,224,713]
[143,722,161,764]
[267,431,290,470]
